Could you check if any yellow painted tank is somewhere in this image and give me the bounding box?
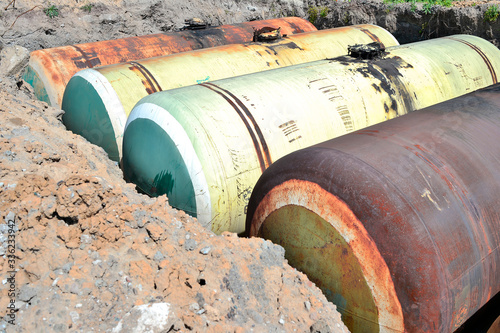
[61,24,399,162]
[122,35,500,235]
[22,17,316,107]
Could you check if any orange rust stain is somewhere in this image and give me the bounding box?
[128,65,158,95]
[355,129,381,137]
[29,17,316,106]
[250,179,405,330]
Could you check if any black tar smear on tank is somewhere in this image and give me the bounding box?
[334,53,416,116]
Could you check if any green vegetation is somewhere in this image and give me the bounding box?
[343,12,350,25]
[383,0,452,13]
[307,6,329,23]
[81,4,94,13]
[44,4,59,18]
[410,1,417,12]
[419,22,428,35]
[307,6,318,23]
[422,2,432,14]
[320,6,329,18]
[484,4,500,23]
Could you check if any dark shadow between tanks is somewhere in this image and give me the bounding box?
[455,292,500,333]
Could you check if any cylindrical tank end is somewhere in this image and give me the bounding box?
[61,69,124,162]
[22,65,51,105]
[250,178,404,333]
[123,102,212,226]
[488,316,500,333]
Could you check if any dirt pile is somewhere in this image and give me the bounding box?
[311,0,500,46]
[0,0,306,51]
[0,90,348,331]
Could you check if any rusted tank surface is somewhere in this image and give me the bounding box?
[122,35,500,235]
[61,24,398,161]
[246,84,500,333]
[22,17,316,107]
[489,316,500,333]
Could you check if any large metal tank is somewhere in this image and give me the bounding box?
[22,17,316,107]
[245,84,500,333]
[61,24,399,162]
[122,35,500,235]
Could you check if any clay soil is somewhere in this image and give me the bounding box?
[1,0,500,332]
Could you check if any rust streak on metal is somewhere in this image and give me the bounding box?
[358,28,385,48]
[205,82,272,168]
[200,82,267,172]
[71,45,98,69]
[447,36,498,84]
[128,61,163,94]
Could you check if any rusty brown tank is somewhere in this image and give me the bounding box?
[246,84,500,332]
[22,17,316,107]
[489,316,500,333]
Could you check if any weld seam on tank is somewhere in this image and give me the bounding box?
[203,82,273,169]
[129,61,163,93]
[199,82,269,172]
[445,36,498,83]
